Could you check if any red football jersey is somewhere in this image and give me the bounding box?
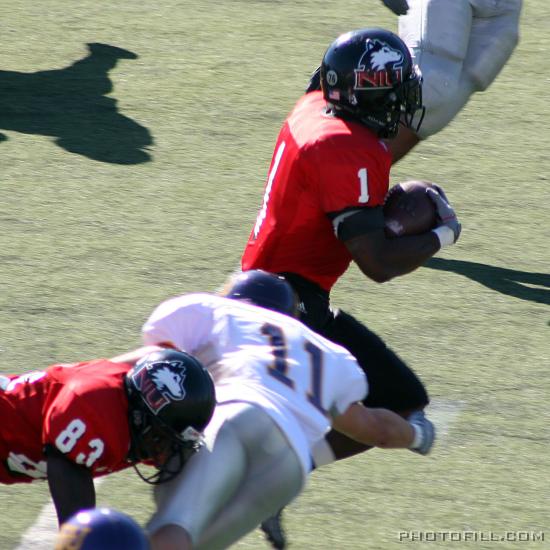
[0,359,132,484]
[242,91,392,291]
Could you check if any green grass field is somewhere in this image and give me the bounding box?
[1,1,549,548]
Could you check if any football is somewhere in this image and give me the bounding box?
[383,180,438,237]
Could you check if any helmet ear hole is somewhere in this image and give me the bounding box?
[320,27,424,138]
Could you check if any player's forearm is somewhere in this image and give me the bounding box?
[46,446,96,525]
[381,232,440,273]
[350,232,439,282]
[354,408,415,448]
[333,404,415,449]
[109,345,169,365]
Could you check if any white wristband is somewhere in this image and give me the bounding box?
[432,225,455,248]
[410,423,423,449]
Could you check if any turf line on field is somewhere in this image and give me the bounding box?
[15,479,105,550]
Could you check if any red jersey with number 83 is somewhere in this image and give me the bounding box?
[0,360,132,483]
[242,91,392,291]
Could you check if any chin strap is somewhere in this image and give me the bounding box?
[130,442,198,485]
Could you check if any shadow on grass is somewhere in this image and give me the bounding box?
[425,258,550,306]
[0,43,152,164]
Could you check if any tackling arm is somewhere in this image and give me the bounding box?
[332,403,415,448]
[332,403,434,454]
[45,445,95,526]
[109,345,169,365]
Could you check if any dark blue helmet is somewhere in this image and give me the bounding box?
[54,508,149,550]
[227,270,298,316]
[320,28,424,138]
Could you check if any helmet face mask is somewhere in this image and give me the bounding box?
[321,28,425,138]
[125,349,215,484]
[129,411,201,484]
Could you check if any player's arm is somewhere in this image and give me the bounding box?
[109,345,172,365]
[335,195,460,282]
[332,403,434,454]
[385,125,421,164]
[333,207,439,282]
[346,227,440,282]
[45,444,95,526]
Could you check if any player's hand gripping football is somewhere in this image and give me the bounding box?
[427,186,462,247]
[380,0,409,15]
[407,410,435,455]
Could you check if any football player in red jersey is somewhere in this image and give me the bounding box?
[242,27,461,548]
[0,347,215,527]
[242,28,460,448]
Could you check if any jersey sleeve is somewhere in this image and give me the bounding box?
[43,386,129,474]
[331,206,385,241]
[142,294,215,354]
[312,136,391,214]
[330,354,369,417]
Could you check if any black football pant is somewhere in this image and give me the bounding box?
[282,272,429,410]
[281,273,429,459]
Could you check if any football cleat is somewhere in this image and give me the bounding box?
[260,508,287,549]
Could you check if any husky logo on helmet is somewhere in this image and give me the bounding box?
[355,39,404,90]
[130,360,187,414]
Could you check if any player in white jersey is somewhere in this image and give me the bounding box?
[142,271,435,550]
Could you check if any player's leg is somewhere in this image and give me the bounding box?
[149,401,302,550]
[463,0,522,92]
[388,0,472,162]
[195,404,304,550]
[417,0,521,135]
[325,309,429,410]
[391,0,522,164]
[320,309,429,460]
[148,402,248,548]
[277,275,428,459]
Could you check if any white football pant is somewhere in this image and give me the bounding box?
[399,0,523,137]
[147,401,305,549]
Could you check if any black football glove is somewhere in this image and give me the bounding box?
[381,0,409,15]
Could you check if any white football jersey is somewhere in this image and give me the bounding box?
[142,293,368,473]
